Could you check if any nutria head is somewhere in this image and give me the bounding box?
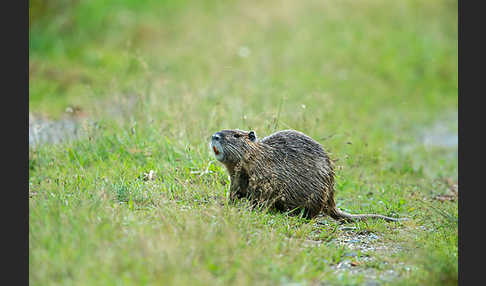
[210,129,257,164]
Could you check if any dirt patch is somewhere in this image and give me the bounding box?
[29,113,88,148]
[433,178,458,202]
[390,111,457,152]
[29,95,140,148]
[422,113,458,149]
[388,111,458,179]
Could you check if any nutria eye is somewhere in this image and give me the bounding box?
[248,131,256,142]
[233,134,241,138]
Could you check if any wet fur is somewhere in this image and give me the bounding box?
[211,129,400,222]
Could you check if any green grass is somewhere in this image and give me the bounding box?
[29,0,457,285]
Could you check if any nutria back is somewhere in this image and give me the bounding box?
[210,129,401,222]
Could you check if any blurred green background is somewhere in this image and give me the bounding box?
[29,0,457,285]
[29,0,457,121]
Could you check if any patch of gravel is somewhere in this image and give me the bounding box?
[334,227,403,254]
[305,222,409,285]
[330,227,404,284]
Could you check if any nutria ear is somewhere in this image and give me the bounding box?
[248,131,257,142]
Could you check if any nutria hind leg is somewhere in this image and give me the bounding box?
[303,207,322,220]
[282,206,319,220]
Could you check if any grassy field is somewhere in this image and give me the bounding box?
[29,0,458,285]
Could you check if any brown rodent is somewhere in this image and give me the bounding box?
[210,129,402,222]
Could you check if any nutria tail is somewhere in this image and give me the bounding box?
[328,208,406,222]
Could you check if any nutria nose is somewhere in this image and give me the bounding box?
[212,132,222,141]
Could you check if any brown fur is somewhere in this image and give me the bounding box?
[210,129,401,222]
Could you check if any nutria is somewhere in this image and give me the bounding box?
[210,129,402,222]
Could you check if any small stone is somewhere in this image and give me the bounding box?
[344,251,358,257]
[369,233,379,240]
